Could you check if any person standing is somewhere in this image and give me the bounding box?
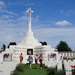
[60,56,64,63]
[2,44,6,51]
[34,54,38,68]
[38,54,43,69]
[19,53,23,64]
[28,53,33,68]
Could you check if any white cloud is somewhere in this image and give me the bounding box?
[0,1,5,6]
[0,15,75,51]
[0,26,75,51]
[0,6,74,51]
[33,28,75,51]
[55,20,72,26]
[0,1,5,9]
[25,3,35,6]
[60,10,64,14]
[0,10,18,16]
[1,15,14,19]
[0,2,18,18]
[3,15,9,18]
[59,10,75,16]
[18,16,27,21]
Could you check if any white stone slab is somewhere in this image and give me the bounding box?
[57,60,62,70]
[0,61,19,75]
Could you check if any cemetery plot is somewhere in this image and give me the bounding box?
[3,53,12,61]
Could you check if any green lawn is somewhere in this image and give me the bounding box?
[17,64,48,75]
[11,64,66,75]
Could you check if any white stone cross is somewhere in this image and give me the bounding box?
[26,8,34,31]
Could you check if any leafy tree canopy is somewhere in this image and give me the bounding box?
[56,40,72,52]
[8,42,17,48]
[40,41,47,45]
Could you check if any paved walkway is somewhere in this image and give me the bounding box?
[0,61,19,75]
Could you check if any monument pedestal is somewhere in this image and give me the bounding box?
[9,45,54,63]
[18,31,41,47]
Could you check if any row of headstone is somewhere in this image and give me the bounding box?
[59,52,75,58]
[0,54,3,62]
[57,60,62,70]
[44,60,57,68]
[44,59,75,75]
[64,60,72,75]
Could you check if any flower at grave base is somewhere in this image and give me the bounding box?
[51,53,56,56]
[63,57,67,60]
[3,53,10,58]
[72,69,75,70]
[71,65,75,67]
[70,65,75,71]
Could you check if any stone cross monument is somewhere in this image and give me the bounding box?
[2,8,59,64]
[26,8,33,31]
[18,8,41,47]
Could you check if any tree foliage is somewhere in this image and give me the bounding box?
[56,40,72,52]
[8,42,17,48]
[40,41,47,45]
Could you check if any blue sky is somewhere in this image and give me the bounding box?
[0,0,75,51]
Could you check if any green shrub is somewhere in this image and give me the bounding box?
[11,71,20,75]
[72,70,75,75]
[0,51,2,53]
[47,67,56,75]
[7,42,16,48]
[43,65,48,69]
[55,70,65,75]
[16,64,24,72]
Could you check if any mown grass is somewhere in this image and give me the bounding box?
[11,63,67,75]
[11,64,48,75]
[20,64,48,75]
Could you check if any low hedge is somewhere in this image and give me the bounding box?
[11,71,20,75]
[47,67,56,75]
[10,64,24,75]
[16,64,24,72]
[55,70,65,75]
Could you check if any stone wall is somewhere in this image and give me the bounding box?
[58,51,75,58]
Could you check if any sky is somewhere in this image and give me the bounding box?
[0,0,75,51]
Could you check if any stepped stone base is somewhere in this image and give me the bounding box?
[1,45,58,63]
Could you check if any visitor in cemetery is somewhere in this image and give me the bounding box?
[63,56,67,60]
[19,53,23,64]
[38,54,43,69]
[28,52,33,68]
[1,44,6,51]
[60,56,64,63]
[26,59,29,65]
[34,54,38,68]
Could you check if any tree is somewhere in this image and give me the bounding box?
[7,42,17,48]
[56,40,72,52]
[40,41,47,45]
